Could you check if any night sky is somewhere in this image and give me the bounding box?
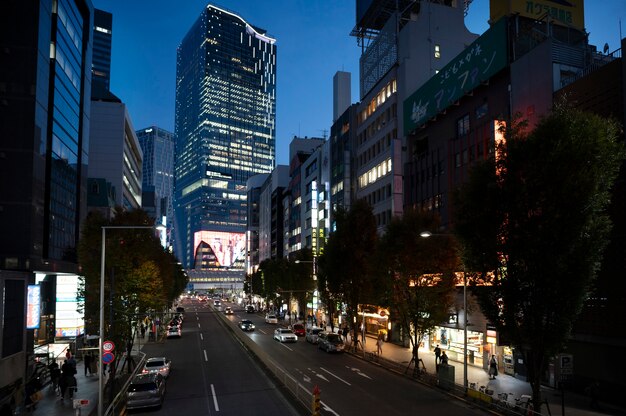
[93,0,626,166]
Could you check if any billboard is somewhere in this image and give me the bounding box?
[27,285,41,329]
[55,275,84,338]
[490,0,584,30]
[193,230,246,270]
[403,17,508,134]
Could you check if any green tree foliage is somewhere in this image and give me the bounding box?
[321,199,378,348]
[78,208,187,369]
[377,209,459,364]
[453,105,625,408]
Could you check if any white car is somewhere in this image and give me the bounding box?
[265,314,278,324]
[274,328,297,343]
[305,327,323,344]
[167,326,181,338]
[142,357,171,378]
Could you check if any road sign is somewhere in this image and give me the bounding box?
[73,399,90,409]
[560,354,573,375]
[102,352,115,364]
[103,340,115,352]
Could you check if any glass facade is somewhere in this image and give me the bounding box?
[137,126,175,247]
[174,5,276,268]
[92,9,112,93]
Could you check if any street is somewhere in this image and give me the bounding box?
[141,297,487,416]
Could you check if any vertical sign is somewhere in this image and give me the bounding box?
[27,285,41,329]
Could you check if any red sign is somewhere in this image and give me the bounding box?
[103,340,115,352]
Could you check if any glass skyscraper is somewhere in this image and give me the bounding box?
[174,4,276,271]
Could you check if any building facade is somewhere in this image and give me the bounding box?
[0,0,93,400]
[137,126,175,249]
[174,5,276,277]
[92,8,112,95]
[89,100,143,210]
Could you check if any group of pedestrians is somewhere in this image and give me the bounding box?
[434,344,449,370]
[51,349,79,401]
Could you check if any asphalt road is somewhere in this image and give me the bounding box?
[129,298,302,415]
[132,297,486,416]
[222,301,487,416]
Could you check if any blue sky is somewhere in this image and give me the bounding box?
[94,0,625,166]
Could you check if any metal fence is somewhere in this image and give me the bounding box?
[104,350,146,416]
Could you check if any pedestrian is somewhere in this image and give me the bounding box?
[65,348,72,361]
[67,353,77,373]
[140,323,146,339]
[59,360,71,400]
[489,354,498,379]
[84,353,91,376]
[49,362,61,394]
[440,351,449,366]
[376,333,384,355]
[434,344,441,363]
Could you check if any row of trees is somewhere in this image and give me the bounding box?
[250,104,624,410]
[78,208,187,373]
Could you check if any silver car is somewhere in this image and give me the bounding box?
[273,328,297,343]
[142,357,171,378]
[305,327,323,344]
[126,373,166,410]
[317,332,345,353]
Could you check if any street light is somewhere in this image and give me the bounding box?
[98,224,165,416]
[420,231,468,391]
[295,258,318,326]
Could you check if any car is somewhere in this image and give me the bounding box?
[142,357,171,378]
[126,373,166,410]
[239,319,255,331]
[273,328,297,343]
[176,306,185,313]
[305,327,323,344]
[317,332,345,353]
[224,306,233,315]
[265,314,278,324]
[292,323,306,337]
[214,300,221,307]
[245,305,255,313]
[167,326,181,338]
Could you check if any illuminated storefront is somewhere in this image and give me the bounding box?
[431,326,485,367]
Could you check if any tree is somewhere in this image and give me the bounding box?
[377,209,459,367]
[321,199,378,349]
[78,208,187,374]
[454,104,625,409]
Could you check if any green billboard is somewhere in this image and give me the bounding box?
[403,17,508,134]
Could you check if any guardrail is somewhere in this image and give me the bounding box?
[104,350,146,416]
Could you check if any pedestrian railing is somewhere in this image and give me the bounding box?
[104,351,146,416]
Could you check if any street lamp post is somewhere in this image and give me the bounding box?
[295,258,317,326]
[98,224,164,416]
[420,231,468,390]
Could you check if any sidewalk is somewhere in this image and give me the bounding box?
[342,331,624,416]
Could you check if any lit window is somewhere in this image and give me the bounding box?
[434,44,441,59]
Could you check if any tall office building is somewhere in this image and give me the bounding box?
[137,126,175,249]
[174,4,276,276]
[0,0,93,397]
[92,8,112,95]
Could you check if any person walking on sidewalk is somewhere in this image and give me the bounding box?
[434,344,441,364]
[84,352,92,376]
[440,351,449,366]
[489,354,498,379]
[376,333,384,355]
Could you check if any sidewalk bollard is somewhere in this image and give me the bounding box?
[312,385,321,416]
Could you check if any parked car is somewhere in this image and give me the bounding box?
[305,327,323,344]
[245,305,255,313]
[265,314,278,324]
[274,328,298,343]
[292,323,306,337]
[239,320,255,331]
[126,373,166,410]
[224,306,233,315]
[167,326,181,338]
[318,332,345,353]
[142,357,171,378]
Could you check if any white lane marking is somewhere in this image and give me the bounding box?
[200,333,203,340]
[320,367,351,385]
[197,316,199,320]
[211,384,220,411]
[198,323,201,328]
[321,401,340,416]
[204,350,208,362]
[278,342,293,351]
[258,329,267,335]
[346,366,372,379]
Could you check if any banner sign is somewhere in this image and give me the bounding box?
[490,0,584,31]
[403,17,508,134]
[27,285,41,329]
